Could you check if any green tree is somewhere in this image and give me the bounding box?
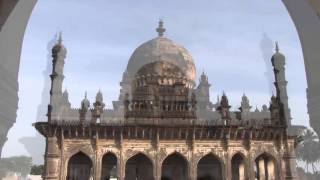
[296,129,320,174]
[0,156,32,178]
[30,164,44,175]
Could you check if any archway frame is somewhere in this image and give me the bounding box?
[196,152,225,180]
[65,150,94,180]
[230,151,249,180]
[124,151,155,180]
[253,152,280,180]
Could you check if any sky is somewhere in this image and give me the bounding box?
[2,0,308,159]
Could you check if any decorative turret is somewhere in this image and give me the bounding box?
[81,92,90,111]
[239,94,251,112]
[196,71,213,110]
[62,89,71,107]
[79,92,90,124]
[239,94,251,120]
[92,90,105,123]
[48,32,67,122]
[216,92,231,119]
[156,19,166,37]
[271,42,291,126]
[269,94,281,125]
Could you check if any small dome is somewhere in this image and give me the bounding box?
[81,93,90,109]
[271,42,285,67]
[126,37,196,83]
[52,33,67,55]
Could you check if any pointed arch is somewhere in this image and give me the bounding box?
[101,152,118,180]
[161,152,189,180]
[197,153,223,180]
[125,152,154,180]
[66,151,93,180]
[254,152,278,180]
[231,152,248,180]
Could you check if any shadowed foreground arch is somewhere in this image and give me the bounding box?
[67,151,93,180]
[161,153,188,180]
[125,153,154,180]
[197,153,223,180]
[101,152,117,180]
[231,153,247,180]
[255,153,278,180]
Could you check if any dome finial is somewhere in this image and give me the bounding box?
[156,19,166,37]
[275,41,279,53]
[58,31,63,45]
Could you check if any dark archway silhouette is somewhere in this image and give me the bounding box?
[101,152,117,180]
[161,153,188,180]
[67,152,93,180]
[255,153,278,180]
[125,153,154,180]
[197,153,222,180]
[231,153,246,180]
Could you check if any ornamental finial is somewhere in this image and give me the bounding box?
[57,31,63,45]
[156,19,166,37]
[275,41,279,53]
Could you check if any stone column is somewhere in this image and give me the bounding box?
[119,150,125,180]
[94,150,101,180]
[155,154,161,180]
[267,160,275,180]
[258,158,266,180]
[43,136,61,180]
[239,162,245,180]
[225,152,232,180]
[247,153,255,180]
[283,153,298,180]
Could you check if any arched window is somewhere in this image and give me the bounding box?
[67,152,92,180]
[161,153,188,180]
[101,152,117,180]
[197,153,222,180]
[255,153,277,180]
[125,153,153,180]
[231,153,246,180]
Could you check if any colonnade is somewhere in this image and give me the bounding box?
[66,151,277,180]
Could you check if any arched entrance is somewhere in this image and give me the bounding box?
[67,152,93,180]
[101,152,117,180]
[255,153,277,180]
[197,153,222,180]
[161,153,188,180]
[231,153,246,180]
[125,153,154,180]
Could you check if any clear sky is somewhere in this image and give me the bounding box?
[2,0,308,158]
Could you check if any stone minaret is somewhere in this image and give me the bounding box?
[196,72,213,110]
[271,42,291,126]
[48,33,67,122]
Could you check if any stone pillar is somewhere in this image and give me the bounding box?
[189,158,196,180]
[155,154,161,180]
[283,153,298,180]
[239,162,245,180]
[43,136,61,180]
[247,153,255,180]
[267,160,275,180]
[94,150,101,180]
[119,150,125,180]
[258,158,266,180]
[225,152,232,180]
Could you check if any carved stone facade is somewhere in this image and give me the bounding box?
[35,21,298,180]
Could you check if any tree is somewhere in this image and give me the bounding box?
[296,129,320,174]
[0,156,32,178]
[30,164,44,175]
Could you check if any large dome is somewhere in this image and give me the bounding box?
[126,36,196,83]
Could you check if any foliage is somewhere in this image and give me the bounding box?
[30,164,44,175]
[0,156,32,178]
[296,129,320,173]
